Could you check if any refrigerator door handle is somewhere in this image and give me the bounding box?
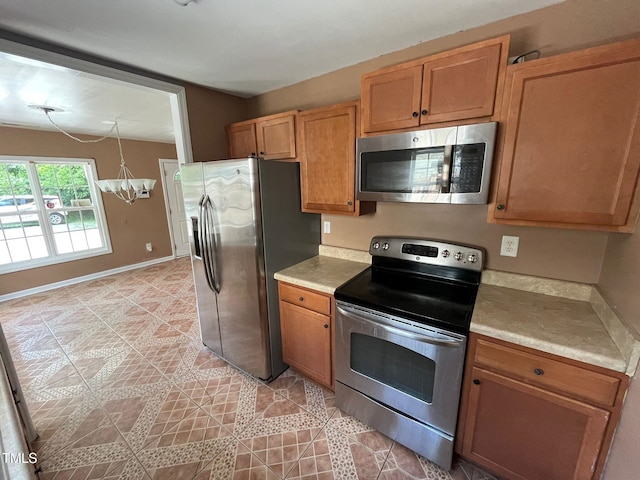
[199,195,217,293]
[201,195,221,293]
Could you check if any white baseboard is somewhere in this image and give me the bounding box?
[0,256,176,303]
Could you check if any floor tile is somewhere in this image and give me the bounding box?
[379,442,461,480]
[236,397,326,478]
[268,369,337,423]
[195,441,281,480]
[287,425,387,479]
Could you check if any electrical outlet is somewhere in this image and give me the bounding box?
[145,243,153,252]
[500,236,519,257]
[324,221,331,234]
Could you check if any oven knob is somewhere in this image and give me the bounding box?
[454,251,463,261]
[372,242,380,250]
[467,253,478,263]
[382,242,389,250]
[441,249,450,258]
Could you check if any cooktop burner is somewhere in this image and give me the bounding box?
[334,237,484,335]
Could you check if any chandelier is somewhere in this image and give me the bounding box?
[32,106,156,204]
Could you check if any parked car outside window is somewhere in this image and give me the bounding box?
[0,195,66,225]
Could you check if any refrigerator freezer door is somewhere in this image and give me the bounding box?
[203,158,271,379]
[180,163,223,356]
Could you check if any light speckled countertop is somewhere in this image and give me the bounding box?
[471,284,627,373]
[275,246,638,376]
[274,255,370,294]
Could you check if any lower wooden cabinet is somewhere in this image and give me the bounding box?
[278,282,334,390]
[457,334,629,480]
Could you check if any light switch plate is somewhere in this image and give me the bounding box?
[500,236,519,257]
[324,221,331,234]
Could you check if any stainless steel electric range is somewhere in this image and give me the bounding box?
[334,236,484,470]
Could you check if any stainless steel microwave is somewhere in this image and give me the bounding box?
[356,122,497,204]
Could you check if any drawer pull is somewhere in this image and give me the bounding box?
[298,296,304,301]
[324,324,329,329]
[473,379,481,385]
[534,368,544,376]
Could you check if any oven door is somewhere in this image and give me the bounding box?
[335,301,467,435]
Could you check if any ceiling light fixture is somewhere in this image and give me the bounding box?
[31,105,156,204]
[174,0,196,6]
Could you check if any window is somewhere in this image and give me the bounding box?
[0,157,111,272]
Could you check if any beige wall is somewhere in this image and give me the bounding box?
[248,0,640,117]
[185,83,248,161]
[248,0,640,284]
[1,126,177,294]
[598,230,640,479]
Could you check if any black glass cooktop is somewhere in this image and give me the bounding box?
[334,264,479,335]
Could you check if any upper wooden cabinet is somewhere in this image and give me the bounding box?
[490,37,640,232]
[225,122,257,158]
[297,101,375,216]
[225,111,297,160]
[361,35,509,134]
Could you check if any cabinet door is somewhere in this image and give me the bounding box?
[256,114,296,160]
[226,123,257,158]
[493,38,640,230]
[361,65,423,133]
[421,42,502,124]
[299,103,358,214]
[461,367,609,480]
[280,301,332,388]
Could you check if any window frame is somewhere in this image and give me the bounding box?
[0,156,112,273]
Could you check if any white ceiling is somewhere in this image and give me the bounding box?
[0,0,563,142]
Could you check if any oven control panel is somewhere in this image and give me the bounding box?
[369,236,484,271]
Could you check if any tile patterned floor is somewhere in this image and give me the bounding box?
[1,257,498,480]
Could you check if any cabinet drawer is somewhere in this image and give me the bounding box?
[474,337,620,406]
[279,283,331,315]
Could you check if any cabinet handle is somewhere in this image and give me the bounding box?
[324,324,329,329]
[251,152,256,157]
[260,151,265,155]
[534,368,544,376]
[421,109,428,115]
[347,201,353,206]
[298,296,304,301]
[473,379,481,385]
[412,111,419,117]
[496,204,505,211]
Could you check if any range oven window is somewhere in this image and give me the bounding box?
[350,332,435,404]
[360,147,445,194]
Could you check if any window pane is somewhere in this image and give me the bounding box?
[2,158,110,272]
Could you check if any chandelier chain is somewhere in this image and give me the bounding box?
[44,109,117,143]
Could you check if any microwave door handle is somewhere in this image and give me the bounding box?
[441,145,453,194]
[337,305,463,347]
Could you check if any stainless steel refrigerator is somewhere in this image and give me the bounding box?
[180,158,320,381]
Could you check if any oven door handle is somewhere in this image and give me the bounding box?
[337,305,464,347]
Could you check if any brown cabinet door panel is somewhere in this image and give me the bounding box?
[462,367,609,480]
[494,39,640,228]
[361,65,423,133]
[256,114,296,160]
[299,103,358,213]
[226,123,257,158]
[280,301,332,388]
[421,43,502,124]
